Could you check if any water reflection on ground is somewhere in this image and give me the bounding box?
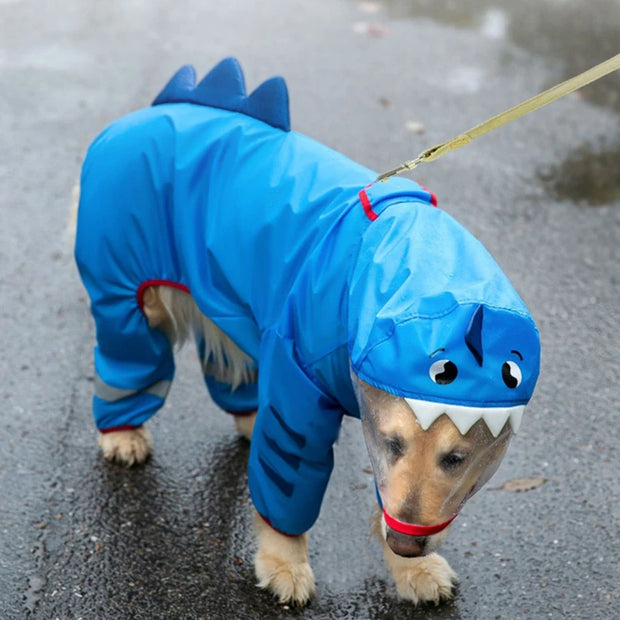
[539,140,620,206]
[375,0,620,112]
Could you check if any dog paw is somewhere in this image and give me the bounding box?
[98,426,153,466]
[255,551,315,606]
[390,552,458,605]
[233,411,257,441]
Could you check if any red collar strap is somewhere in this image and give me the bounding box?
[383,509,457,536]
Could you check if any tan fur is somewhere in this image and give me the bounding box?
[254,511,315,605]
[141,286,173,331]
[98,426,153,466]
[233,412,257,441]
[144,285,256,389]
[382,546,458,604]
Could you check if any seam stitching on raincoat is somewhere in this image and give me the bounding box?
[279,333,343,415]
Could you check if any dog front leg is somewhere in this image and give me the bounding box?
[253,511,315,606]
[374,509,457,604]
[382,542,458,605]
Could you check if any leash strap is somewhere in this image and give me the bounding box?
[377,52,620,182]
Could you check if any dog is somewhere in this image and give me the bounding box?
[75,58,540,606]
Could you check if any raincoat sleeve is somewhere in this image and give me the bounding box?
[203,374,259,413]
[89,297,176,432]
[248,329,344,535]
[194,334,259,413]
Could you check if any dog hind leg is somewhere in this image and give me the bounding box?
[98,426,153,466]
[92,286,176,467]
[146,285,259,439]
[233,412,257,441]
[254,511,315,606]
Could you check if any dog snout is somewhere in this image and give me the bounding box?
[385,528,427,557]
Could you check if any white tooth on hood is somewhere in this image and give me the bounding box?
[405,398,526,438]
[407,399,446,431]
[481,408,511,437]
[508,406,524,434]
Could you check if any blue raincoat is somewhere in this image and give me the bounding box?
[75,60,540,535]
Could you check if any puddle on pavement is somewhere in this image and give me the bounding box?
[374,0,620,112]
[539,141,620,206]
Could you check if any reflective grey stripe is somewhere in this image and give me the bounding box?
[94,374,171,402]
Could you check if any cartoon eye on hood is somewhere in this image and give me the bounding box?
[428,343,524,392]
[502,359,522,388]
[429,357,458,384]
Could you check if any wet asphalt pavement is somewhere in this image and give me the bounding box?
[1,1,619,618]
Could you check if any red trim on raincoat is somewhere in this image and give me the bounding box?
[137,279,191,311]
[258,513,301,538]
[98,424,142,434]
[359,188,379,221]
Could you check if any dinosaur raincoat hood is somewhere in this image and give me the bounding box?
[347,194,540,531]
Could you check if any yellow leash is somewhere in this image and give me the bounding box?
[376,52,620,182]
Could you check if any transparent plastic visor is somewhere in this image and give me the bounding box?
[353,377,515,533]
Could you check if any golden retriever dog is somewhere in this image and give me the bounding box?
[102,285,503,604]
[75,59,540,606]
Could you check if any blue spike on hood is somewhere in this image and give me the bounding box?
[246,77,290,133]
[152,57,291,131]
[465,304,484,366]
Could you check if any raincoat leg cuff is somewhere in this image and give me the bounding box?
[98,424,142,434]
[257,512,301,538]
